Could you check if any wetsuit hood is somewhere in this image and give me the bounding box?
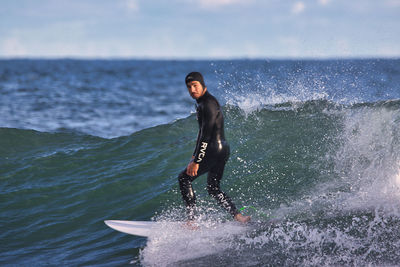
[185,72,206,88]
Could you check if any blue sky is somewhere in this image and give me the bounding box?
[1,0,399,59]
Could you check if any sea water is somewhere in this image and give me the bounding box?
[1,59,400,266]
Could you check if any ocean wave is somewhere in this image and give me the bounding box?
[1,98,400,265]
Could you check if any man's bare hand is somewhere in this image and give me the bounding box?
[186,160,199,177]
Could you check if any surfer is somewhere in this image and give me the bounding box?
[178,72,251,224]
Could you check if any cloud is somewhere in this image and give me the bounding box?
[384,0,400,7]
[318,0,331,6]
[125,0,139,11]
[278,36,302,57]
[1,37,27,57]
[291,1,305,14]
[197,0,243,8]
[336,39,351,57]
[377,44,400,57]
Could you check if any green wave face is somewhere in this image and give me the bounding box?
[1,99,400,265]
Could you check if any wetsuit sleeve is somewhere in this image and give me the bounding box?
[192,130,201,157]
[193,101,217,163]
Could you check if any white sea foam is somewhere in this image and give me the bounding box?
[140,219,248,266]
[225,89,330,115]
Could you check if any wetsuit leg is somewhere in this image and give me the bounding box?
[178,170,196,220]
[178,165,210,220]
[206,159,239,217]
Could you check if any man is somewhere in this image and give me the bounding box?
[178,72,250,224]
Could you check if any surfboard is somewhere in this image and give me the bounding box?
[104,220,158,237]
[105,219,272,238]
[104,220,247,237]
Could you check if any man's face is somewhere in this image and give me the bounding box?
[187,81,206,99]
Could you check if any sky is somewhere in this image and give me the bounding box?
[1,0,399,59]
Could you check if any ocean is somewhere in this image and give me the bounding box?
[1,58,400,266]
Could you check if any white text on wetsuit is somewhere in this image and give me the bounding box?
[197,142,208,162]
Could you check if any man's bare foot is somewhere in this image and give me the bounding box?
[234,213,251,223]
[183,220,200,230]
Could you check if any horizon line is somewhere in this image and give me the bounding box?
[0,55,399,61]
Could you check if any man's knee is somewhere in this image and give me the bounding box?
[207,184,220,197]
[178,170,189,183]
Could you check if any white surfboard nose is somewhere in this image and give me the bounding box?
[105,220,156,237]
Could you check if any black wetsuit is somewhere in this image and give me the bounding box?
[178,91,239,220]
